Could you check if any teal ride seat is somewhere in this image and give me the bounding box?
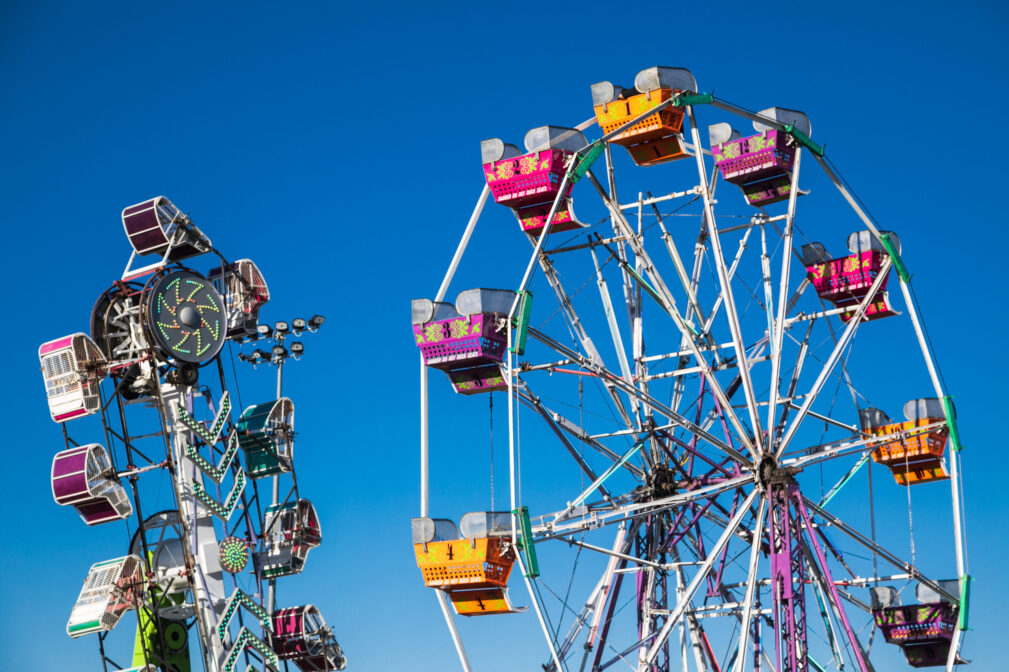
[236,398,294,478]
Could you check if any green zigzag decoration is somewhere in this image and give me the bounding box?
[186,433,240,485]
[177,392,231,446]
[193,470,245,522]
[217,589,271,642]
[221,627,278,672]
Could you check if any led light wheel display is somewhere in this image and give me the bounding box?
[416,66,970,672]
[219,537,250,574]
[144,270,226,365]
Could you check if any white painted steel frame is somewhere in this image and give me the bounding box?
[418,86,968,672]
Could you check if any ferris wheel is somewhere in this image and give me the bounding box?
[412,66,970,672]
[40,196,346,671]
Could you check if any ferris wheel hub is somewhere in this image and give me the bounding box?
[757,455,796,489]
[178,305,201,328]
[644,464,678,501]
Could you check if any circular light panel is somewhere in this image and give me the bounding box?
[219,536,249,574]
[146,271,226,365]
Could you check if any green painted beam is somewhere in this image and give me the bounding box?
[673,92,714,107]
[959,574,972,630]
[511,290,533,356]
[515,506,540,578]
[943,395,964,452]
[784,123,824,157]
[569,141,604,184]
[879,232,912,283]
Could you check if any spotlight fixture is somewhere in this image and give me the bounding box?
[289,341,304,356]
[253,349,271,361]
[274,321,290,335]
[272,344,287,358]
[292,318,307,333]
[308,315,325,329]
[257,324,273,339]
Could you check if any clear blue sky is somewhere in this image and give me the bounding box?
[2,1,1006,670]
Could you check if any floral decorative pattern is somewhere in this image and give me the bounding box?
[424,323,444,343]
[495,162,515,180]
[449,318,471,339]
[747,134,768,152]
[518,154,540,175]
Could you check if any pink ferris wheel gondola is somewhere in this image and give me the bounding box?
[51,444,132,525]
[39,332,108,423]
[272,604,347,671]
[802,230,900,323]
[481,126,589,236]
[411,288,520,394]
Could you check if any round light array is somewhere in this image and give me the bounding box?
[145,271,227,365]
[218,536,249,574]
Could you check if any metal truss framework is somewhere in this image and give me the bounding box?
[418,80,969,672]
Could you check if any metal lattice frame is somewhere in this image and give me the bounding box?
[418,76,969,672]
[44,197,338,672]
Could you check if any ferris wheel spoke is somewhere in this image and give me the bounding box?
[808,287,871,431]
[732,494,768,672]
[517,389,620,497]
[766,148,803,452]
[584,170,758,460]
[775,257,892,458]
[638,488,758,671]
[537,474,752,538]
[786,420,945,474]
[656,214,709,337]
[529,327,752,467]
[773,320,814,437]
[588,245,636,394]
[672,218,716,414]
[699,220,757,337]
[516,389,644,478]
[536,255,637,430]
[781,432,872,470]
[801,495,957,602]
[795,492,873,672]
[687,107,766,457]
[554,440,646,523]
